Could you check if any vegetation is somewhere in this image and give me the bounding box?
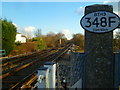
[113,30,120,52]
[9,32,68,56]
[41,32,67,48]
[32,37,47,50]
[10,42,39,56]
[2,19,17,55]
[35,29,42,37]
[71,33,84,51]
[0,19,2,50]
[2,18,119,56]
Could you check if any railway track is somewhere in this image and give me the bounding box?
[1,49,58,79]
[2,44,71,89]
[2,49,54,74]
[2,49,53,71]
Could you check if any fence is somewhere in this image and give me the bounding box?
[70,52,120,89]
[114,52,120,89]
[35,51,120,89]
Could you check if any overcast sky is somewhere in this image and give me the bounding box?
[1,1,119,39]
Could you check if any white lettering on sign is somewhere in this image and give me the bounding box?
[80,11,120,33]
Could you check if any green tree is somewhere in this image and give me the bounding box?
[2,19,17,55]
[32,37,47,50]
[0,19,2,50]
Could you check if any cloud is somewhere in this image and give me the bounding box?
[24,26,36,33]
[103,1,109,4]
[24,26,36,38]
[61,29,72,40]
[12,23,18,27]
[75,6,84,15]
[13,23,36,38]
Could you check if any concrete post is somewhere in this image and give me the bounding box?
[38,67,49,88]
[84,4,114,88]
[44,62,56,88]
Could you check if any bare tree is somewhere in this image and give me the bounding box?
[35,29,42,37]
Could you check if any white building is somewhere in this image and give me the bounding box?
[15,33,27,43]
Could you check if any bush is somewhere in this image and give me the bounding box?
[32,37,47,50]
[15,41,22,46]
[2,19,17,55]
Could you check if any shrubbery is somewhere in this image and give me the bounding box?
[2,19,17,55]
[32,37,47,50]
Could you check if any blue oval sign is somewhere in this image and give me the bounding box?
[80,11,120,33]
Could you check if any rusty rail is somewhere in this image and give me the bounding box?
[1,49,58,79]
[2,49,51,69]
[2,44,72,89]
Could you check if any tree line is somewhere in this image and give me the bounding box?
[1,18,120,56]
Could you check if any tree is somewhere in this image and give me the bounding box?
[47,32,55,36]
[32,37,47,50]
[55,33,67,47]
[71,33,84,50]
[44,32,67,48]
[113,30,120,52]
[0,19,2,50]
[35,29,42,37]
[34,32,68,48]
[2,19,17,55]
[44,32,56,47]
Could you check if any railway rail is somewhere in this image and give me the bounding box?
[2,49,53,71]
[2,44,71,89]
[2,49,57,74]
[1,49,58,79]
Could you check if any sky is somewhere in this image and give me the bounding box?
[1,0,120,40]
